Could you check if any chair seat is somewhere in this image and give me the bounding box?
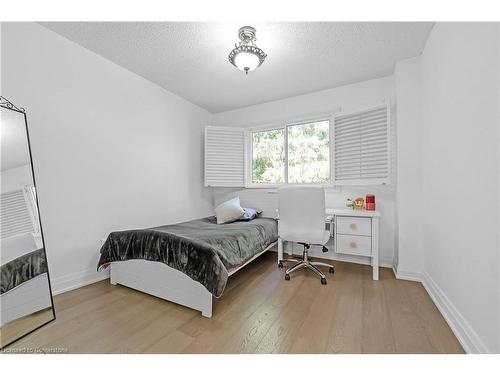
[280,230,330,246]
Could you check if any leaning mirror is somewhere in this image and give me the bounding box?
[0,97,55,349]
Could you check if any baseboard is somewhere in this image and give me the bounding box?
[51,268,110,296]
[379,258,395,269]
[392,266,422,282]
[270,248,393,269]
[421,271,490,354]
[392,267,489,353]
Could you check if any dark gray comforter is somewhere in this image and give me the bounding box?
[97,216,278,297]
[1,248,48,295]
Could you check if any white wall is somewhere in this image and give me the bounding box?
[498,24,500,354]
[212,76,396,266]
[1,164,33,193]
[1,22,213,293]
[419,23,499,353]
[394,57,423,278]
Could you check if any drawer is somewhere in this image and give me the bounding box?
[336,216,371,236]
[336,234,372,257]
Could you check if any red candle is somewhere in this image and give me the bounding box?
[366,195,375,210]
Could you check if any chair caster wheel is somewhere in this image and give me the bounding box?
[285,273,290,281]
[329,267,335,274]
[321,278,327,285]
[278,261,283,268]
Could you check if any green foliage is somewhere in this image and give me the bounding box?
[288,121,330,183]
[252,129,284,183]
[252,157,268,181]
[252,121,330,184]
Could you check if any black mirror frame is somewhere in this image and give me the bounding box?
[0,96,56,350]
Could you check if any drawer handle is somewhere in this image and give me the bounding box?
[350,241,357,248]
[350,223,357,230]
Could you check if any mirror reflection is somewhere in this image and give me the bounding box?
[0,101,55,349]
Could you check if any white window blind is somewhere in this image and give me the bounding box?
[333,105,390,185]
[204,126,246,187]
[0,189,35,239]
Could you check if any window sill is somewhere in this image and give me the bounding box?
[245,184,341,192]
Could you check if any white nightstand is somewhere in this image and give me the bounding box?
[277,208,380,280]
[328,209,380,280]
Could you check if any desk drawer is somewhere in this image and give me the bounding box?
[336,216,371,236]
[336,234,372,256]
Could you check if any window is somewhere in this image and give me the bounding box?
[24,185,41,236]
[204,104,389,187]
[251,128,285,184]
[251,120,331,185]
[287,121,330,183]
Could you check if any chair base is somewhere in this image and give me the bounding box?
[281,245,335,284]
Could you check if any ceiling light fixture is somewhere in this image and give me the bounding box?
[228,26,267,75]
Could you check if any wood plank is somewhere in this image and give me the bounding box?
[403,281,464,353]
[179,256,284,353]
[382,276,436,353]
[0,307,54,349]
[216,262,307,353]
[143,330,195,354]
[361,266,396,353]
[323,261,364,353]
[255,272,317,353]
[286,271,340,354]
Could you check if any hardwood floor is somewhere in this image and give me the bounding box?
[6,253,464,354]
[0,307,54,349]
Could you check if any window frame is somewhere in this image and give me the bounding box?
[246,116,334,188]
[23,184,41,237]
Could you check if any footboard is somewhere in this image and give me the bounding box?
[110,260,213,318]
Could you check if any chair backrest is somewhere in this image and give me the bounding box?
[278,186,326,244]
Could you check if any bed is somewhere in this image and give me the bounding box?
[0,233,52,326]
[97,216,278,317]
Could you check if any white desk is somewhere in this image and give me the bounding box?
[277,208,381,280]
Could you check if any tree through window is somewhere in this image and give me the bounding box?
[251,120,330,185]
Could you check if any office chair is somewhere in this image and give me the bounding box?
[278,186,335,285]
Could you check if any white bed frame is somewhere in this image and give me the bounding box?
[109,241,277,318]
[0,273,52,325]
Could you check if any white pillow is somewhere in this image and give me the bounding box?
[215,197,245,224]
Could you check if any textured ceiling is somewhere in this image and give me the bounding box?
[40,22,433,113]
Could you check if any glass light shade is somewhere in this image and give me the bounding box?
[234,51,260,72]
